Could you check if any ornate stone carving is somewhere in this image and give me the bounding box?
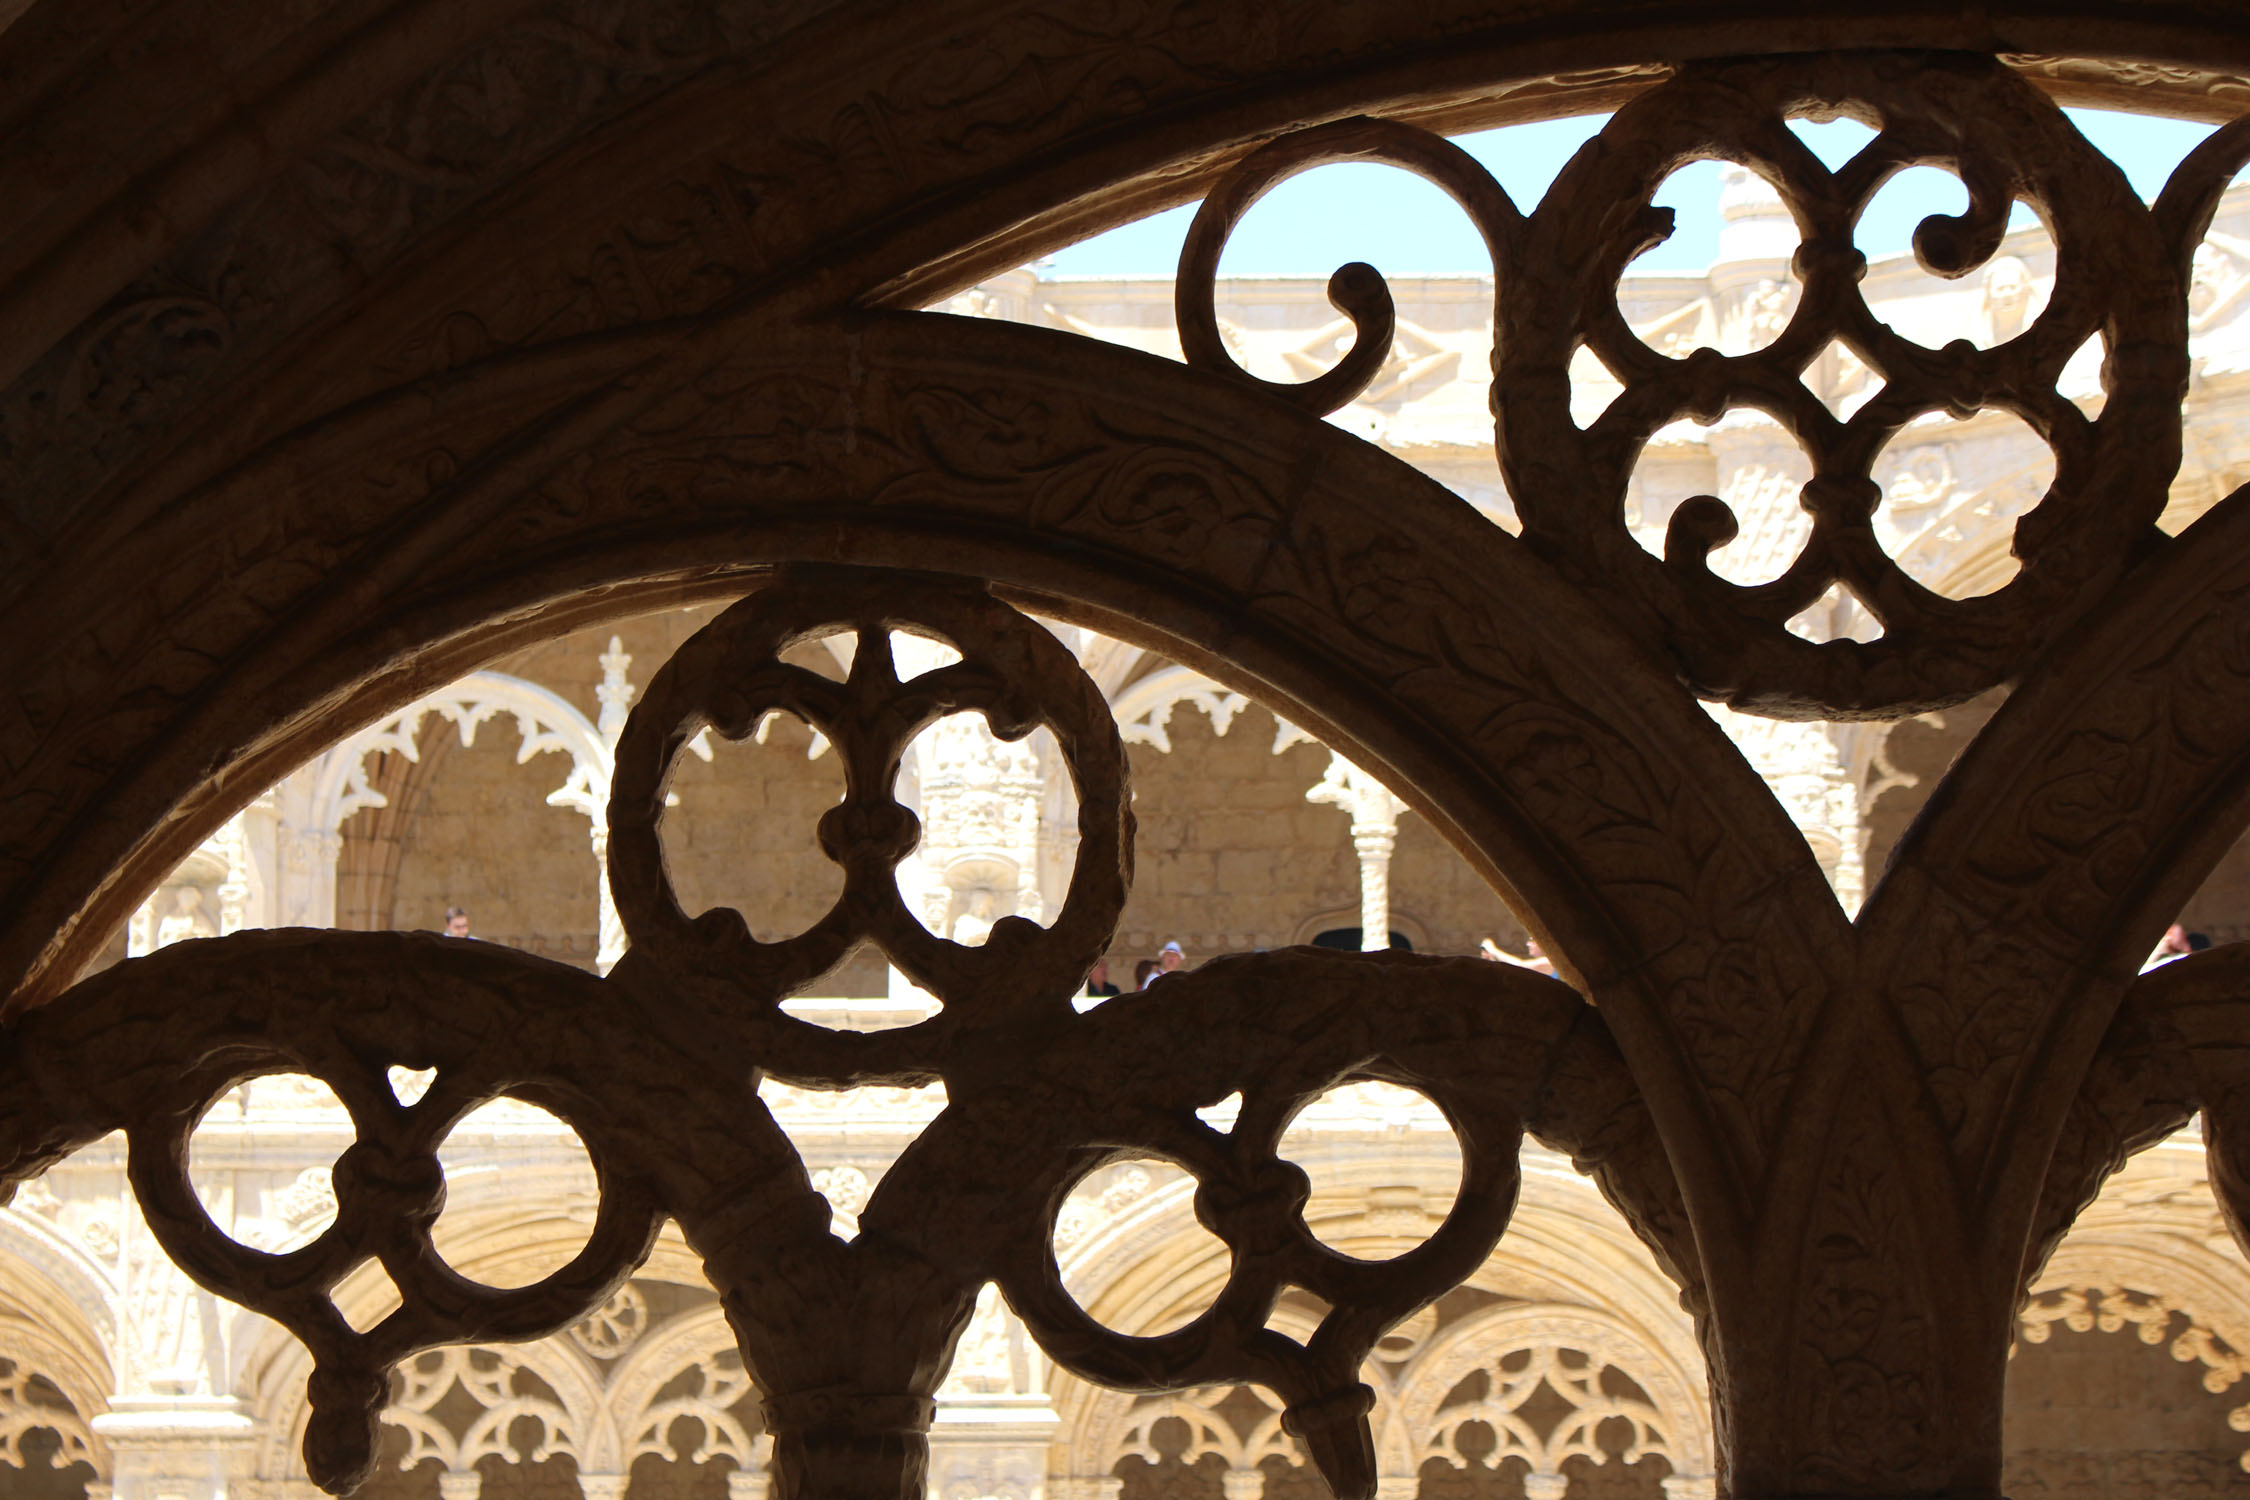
[8,25,2250,1500]
[383,1345,583,1485]
[1173,53,2233,717]
[0,1356,100,1480]
[0,570,1611,1500]
[567,1286,651,1362]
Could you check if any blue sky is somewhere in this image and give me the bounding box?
[1040,109,2233,279]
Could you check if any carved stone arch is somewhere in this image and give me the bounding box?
[1109,665,1260,755]
[2022,1130,2250,1412]
[598,1301,766,1486]
[2023,1254,2250,1399]
[22,29,2250,1498]
[305,670,613,841]
[1387,1301,1716,1489]
[0,302,1859,1495]
[0,1318,108,1490]
[0,1310,111,1478]
[2011,1233,2250,1476]
[1082,1382,1302,1492]
[295,668,623,963]
[6,313,1828,1316]
[0,1211,120,1385]
[259,1330,608,1492]
[4,0,2244,601]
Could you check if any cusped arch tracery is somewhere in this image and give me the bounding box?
[305,670,614,842]
[1386,1302,1714,1495]
[599,1302,768,1489]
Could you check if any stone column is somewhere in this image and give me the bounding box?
[591,825,624,975]
[436,1472,483,1500]
[276,826,342,929]
[727,1467,770,1500]
[91,1397,258,1500]
[1662,1477,1719,1500]
[595,635,634,975]
[1306,754,1409,951]
[1373,1478,1419,1500]
[578,1475,627,1500]
[1220,1467,1266,1500]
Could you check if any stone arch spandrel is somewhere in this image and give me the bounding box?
[1870,483,2250,1243]
[13,11,2250,746]
[6,4,2250,589]
[0,311,1846,1259]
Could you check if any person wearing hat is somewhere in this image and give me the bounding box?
[1159,940,1185,974]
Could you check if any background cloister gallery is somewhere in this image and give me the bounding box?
[12,157,2250,1500]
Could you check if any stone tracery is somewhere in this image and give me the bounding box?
[5,12,2250,1500]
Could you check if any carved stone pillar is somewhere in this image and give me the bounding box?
[726,1467,771,1500]
[436,1472,483,1500]
[1306,754,1409,951]
[1662,1477,1719,1500]
[1372,1479,1417,1500]
[761,1391,935,1500]
[577,1475,627,1500]
[1522,1476,1569,1500]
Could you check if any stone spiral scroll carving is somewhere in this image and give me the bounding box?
[0,568,1620,1500]
[1178,52,2250,717]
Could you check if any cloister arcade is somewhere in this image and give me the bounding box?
[11,8,2250,1500]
